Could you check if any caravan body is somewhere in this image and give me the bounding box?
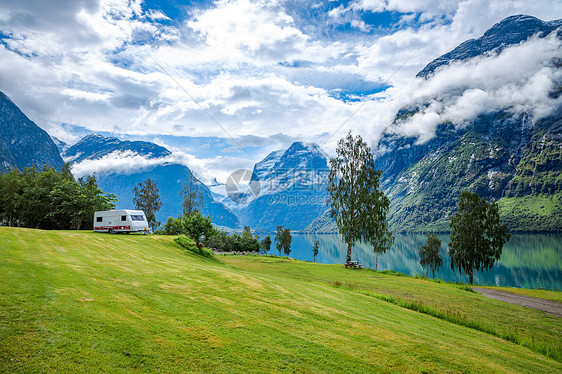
[93,210,149,234]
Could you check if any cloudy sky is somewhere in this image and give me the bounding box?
[1,0,561,183]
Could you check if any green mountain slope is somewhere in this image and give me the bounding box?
[498,119,562,231]
[505,119,562,197]
[1,228,561,372]
[306,113,561,233]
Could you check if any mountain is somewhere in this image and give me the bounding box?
[372,112,561,232]
[306,15,562,233]
[63,134,240,228]
[498,118,562,231]
[417,15,562,78]
[0,91,64,173]
[51,136,68,154]
[63,133,170,163]
[232,142,330,231]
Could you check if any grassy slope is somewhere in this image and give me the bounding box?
[498,193,562,232]
[0,228,560,373]
[224,256,562,361]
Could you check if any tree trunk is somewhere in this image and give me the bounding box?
[347,226,353,264]
[376,254,378,271]
[468,265,474,285]
[426,268,428,278]
[347,204,354,264]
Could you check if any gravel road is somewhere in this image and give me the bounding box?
[474,287,562,317]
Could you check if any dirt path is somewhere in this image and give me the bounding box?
[474,287,562,317]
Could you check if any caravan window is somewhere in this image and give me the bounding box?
[96,217,103,223]
[121,215,127,221]
[130,215,145,221]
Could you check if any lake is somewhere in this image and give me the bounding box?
[275,233,562,291]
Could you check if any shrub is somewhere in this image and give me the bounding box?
[156,216,183,235]
[174,234,219,262]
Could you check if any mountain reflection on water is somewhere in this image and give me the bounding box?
[285,233,562,291]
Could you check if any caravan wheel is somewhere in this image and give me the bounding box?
[108,228,114,234]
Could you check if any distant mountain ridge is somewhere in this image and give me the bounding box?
[0,91,64,172]
[63,135,240,228]
[63,133,170,164]
[417,14,562,78]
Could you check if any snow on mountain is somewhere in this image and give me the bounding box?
[50,136,68,154]
[417,14,562,78]
[207,177,228,201]
[252,141,330,196]
[63,133,171,164]
[233,141,330,231]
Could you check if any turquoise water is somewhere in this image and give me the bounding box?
[275,233,562,290]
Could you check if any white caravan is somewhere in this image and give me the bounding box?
[93,210,149,234]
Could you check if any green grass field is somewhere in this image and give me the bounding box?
[1,228,561,373]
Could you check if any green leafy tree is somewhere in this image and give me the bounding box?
[60,162,74,181]
[419,233,443,278]
[181,172,203,218]
[449,191,510,284]
[205,230,233,251]
[0,166,115,229]
[327,132,390,264]
[239,226,260,252]
[282,228,292,257]
[363,182,393,271]
[261,235,272,254]
[182,211,214,246]
[133,178,162,231]
[19,166,59,229]
[158,217,184,235]
[275,225,284,256]
[76,175,116,229]
[48,177,83,229]
[0,167,22,226]
[205,230,261,252]
[312,240,319,262]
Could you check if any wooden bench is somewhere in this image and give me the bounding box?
[345,261,363,269]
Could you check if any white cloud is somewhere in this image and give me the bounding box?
[0,0,561,181]
[71,150,166,177]
[186,0,310,64]
[70,148,255,187]
[61,88,114,102]
[146,9,170,21]
[382,33,562,142]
